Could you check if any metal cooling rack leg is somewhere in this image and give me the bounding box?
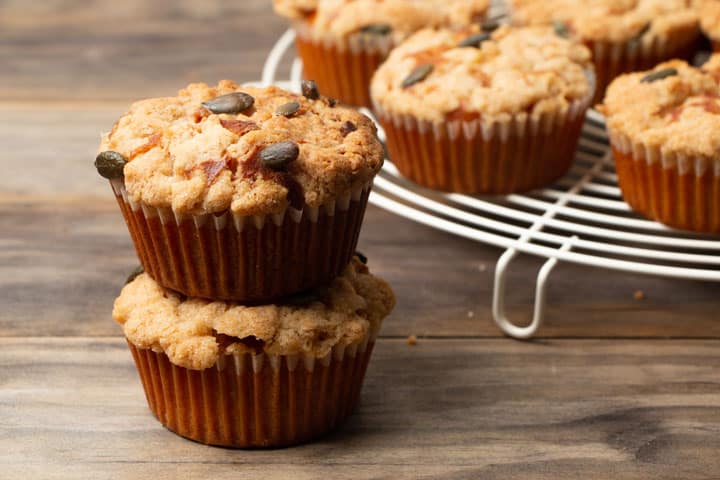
[492,236,577,339]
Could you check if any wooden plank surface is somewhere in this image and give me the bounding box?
[2,338,719,480]
[2,0,720,477]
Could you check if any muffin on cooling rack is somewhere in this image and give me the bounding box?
[370,25,595,194]
[114,256,395,448]
[508,0,700,104]
[696,0,720,51]
[95,80,383,302]
[599,55,720,233]
[272,0,491,107]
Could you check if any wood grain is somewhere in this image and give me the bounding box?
[0,0,291,102]
[2,0,720,476]
[1,338,719,479]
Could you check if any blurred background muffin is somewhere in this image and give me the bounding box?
[600,55,720,232]
[509,0,700,104]
[371,25,595,194]
[273,0,491,106]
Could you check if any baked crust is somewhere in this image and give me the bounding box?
[696,0,720,41]
[509,0,699,44]
[370,26,593,123]
[273,0,490,41]
[99,81,383,216]
[599,56,720,158]
[113,258,396,370]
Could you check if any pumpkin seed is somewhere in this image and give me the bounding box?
[553,20,569,38]
[458,32,491,48]
[94,150,127,179]
[201,92,254,114]
[125,265,144,285]
[301,80,320,100]
[340,120,357,136]
[275,101,300,117]
[361,24,392,35]
[259,141,299,170]
[629,23,650,46]
[481,19,500,32]
[402,64,434,89]
[640,68,678,83]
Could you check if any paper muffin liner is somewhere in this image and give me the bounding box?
[609,130,720,233]
[127,334,376,448]
[294,21,395,107]
[374,82,594,194]
[110,179,371,302]
[588,29,700,105]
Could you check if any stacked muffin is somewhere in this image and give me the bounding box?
[95,80,395,447]
[273,0,491,107]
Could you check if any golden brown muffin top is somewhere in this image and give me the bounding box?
[273,0,490,42]
[98,81,383,216]
[599,56,720,158]
[370,26,594,123]
[113,258,396,370]
[509,0,698,43]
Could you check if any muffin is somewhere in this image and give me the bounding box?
[370,25,595,194]
[509,0,701,104]
[273,0,491,107]
[113,257,396,448]
[95,81,383,302]
[696,0,720,50]
[599,56,720,233]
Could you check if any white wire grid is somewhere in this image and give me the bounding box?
[258,29,720,339]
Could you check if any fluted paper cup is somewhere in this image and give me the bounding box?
[294,21,395,107]
[127,335,375,448]
[375,74,594,194]
[609,131,720,233]
[110,179,371,302]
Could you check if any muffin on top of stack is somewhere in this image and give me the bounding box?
[95,80,395,447]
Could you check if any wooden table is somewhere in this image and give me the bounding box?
[2,2,719,478]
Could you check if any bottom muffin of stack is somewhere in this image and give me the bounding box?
[113,256,395,447]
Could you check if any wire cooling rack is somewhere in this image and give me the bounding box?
[257,29,720,339]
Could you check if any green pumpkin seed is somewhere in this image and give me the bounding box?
[458,32,491,48]
[259,141,299,170]
[640,68,678,83]
[275,101,300,117]
[202,92,254,114]
[125,265,144,285]
[301,80,320,100]
[340,120,357,136]
[553,20,570,38]
[629,23,650,46]
[361,24,392,35]
[94,150,127,179]
[355,251,368,264]
[402,64,434,89]
[481,19,500,32]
